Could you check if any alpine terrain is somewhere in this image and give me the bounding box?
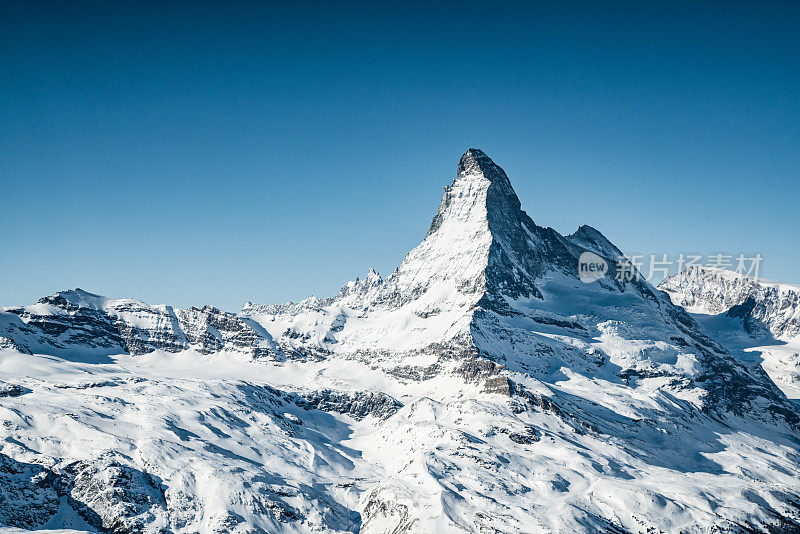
[1,149,799,533]
[660,266,800,402]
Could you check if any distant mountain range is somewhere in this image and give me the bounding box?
[661,266,800,401]
[1,150,799,533]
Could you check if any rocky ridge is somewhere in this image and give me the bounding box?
[0,290,282,361]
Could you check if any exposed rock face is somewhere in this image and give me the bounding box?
[0,454,60,529]
[59,457,169,534]
[0,453,168,534]
[296,390,402,421]
[0,336,31,354]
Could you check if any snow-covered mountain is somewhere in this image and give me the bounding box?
[660,266,800,401]
[0,290,283,361]
[1,149,800,533]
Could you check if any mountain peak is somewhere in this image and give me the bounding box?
[38,288,107,309]
[457,148,490,174]
[566,225,623,259]
[457,148,512,186]
[425,149,520,237]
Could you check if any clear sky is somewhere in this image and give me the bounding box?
[2,1,798,311]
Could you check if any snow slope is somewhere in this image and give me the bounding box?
[1,150,800,533]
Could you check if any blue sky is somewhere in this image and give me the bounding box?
[2,1,798,311]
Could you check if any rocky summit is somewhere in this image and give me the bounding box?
[1,150,800,533]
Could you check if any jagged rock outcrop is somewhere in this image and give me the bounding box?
[0,454,60,529]
[296,389,402,420]
[0,453,168,534]
[58,457,169,534]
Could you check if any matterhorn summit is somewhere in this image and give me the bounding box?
[1,150,799,533]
